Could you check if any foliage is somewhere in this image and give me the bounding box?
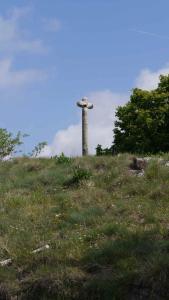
[96,144,113,156]
[68,165,92,185]
[113,74,169,154]
[31,141,47,157]
[55,152,72,164]
[96,144,102,156]
[0,129,26,160]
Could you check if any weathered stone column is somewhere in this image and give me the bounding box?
[77,97,93,156]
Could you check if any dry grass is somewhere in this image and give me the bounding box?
[0,155,169,299]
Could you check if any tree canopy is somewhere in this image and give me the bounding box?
[0,129,24,160]
[113,75,169,154]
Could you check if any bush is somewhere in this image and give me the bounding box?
[55,153,72,164]
[67,166,92,186]
[72,166,92,182]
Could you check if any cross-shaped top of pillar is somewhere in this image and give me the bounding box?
[77,97,93,109]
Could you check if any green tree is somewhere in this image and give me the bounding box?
[96,144,103,156]
[0,129,25,160]
[31,141,47,157]
[113,75,169,154]
[95,144,113,156]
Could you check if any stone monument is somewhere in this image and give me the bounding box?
[77,97,93,156]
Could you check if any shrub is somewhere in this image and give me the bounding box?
[72,166,92,182]
[66,166,92,186]
[55,153,72,164]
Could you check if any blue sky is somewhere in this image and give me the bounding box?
[0,0,169,156]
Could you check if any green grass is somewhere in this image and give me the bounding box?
[0,155,169,299]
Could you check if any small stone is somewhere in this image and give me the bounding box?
[0,258,12,267]
[32,244,50,254]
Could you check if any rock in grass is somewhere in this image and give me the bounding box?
[129,157,146,177]
[0,258,12,267]
[0,245,50,268]
[129,157,147,171]
[32,244,50,254]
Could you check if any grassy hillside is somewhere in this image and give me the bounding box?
[0,154,169,299]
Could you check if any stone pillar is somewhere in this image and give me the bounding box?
[82,107,88,155]
[77,97,93,156]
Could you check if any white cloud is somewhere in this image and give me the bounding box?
[0,7,46,54]
[0,59,46,88]
[43,18,61,32]
[41,91,128,157]
[135,64,169,90]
